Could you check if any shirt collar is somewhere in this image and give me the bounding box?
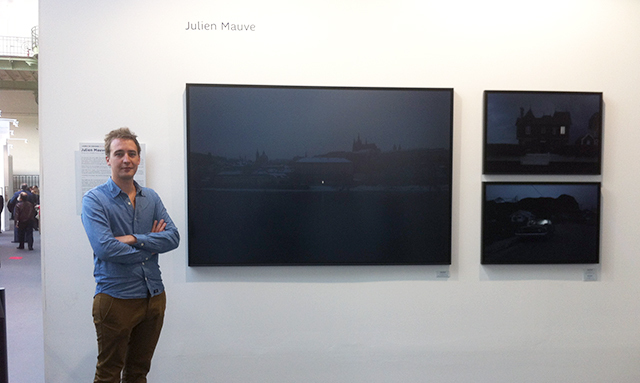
[106,177,144,198]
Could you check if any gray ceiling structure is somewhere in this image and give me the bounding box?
[0,28,39,97]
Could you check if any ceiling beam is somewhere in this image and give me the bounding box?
[0,80,37,91]
[0,56,38,92]
[0,57,38,71]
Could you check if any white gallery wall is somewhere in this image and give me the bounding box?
[39,1,640,382]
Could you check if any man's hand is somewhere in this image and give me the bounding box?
[151,219,166,233]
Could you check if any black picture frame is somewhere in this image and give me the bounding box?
[481,182,601,265]
[483,91,603,175]
[186,84,454,266]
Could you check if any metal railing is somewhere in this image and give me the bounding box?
[0,36,33,57]
[0,26,39,57]
[31,26,38,54]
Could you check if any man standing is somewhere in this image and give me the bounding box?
[8,183,33,242]
[81,127,179,383]
[14,192,36,250]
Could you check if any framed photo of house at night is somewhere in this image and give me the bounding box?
[481,182,601,265]
[186,84,453,266]
[483,91,603,175]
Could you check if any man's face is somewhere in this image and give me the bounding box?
[106,138,140,183]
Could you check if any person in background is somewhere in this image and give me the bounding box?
[14,191,36,250]
[81,127,180,383]
[30,185,40,204]
[9,183,34,205]
[30,185,40,230]
[7,183,34,242]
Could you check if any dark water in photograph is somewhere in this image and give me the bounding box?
[188,189,451,266]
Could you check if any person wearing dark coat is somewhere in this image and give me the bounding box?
[14,192,36,250]
[8,183,34,242]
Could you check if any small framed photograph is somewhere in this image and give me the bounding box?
[482,182,601,265]
[483,91,603,175]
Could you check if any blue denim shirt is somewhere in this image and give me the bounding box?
[81,178,180,299]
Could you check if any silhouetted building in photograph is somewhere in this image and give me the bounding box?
[516,107,572,152]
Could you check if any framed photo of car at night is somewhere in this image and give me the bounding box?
[483,91,603,175]
[186,84,454,266]
[481,182,601,265]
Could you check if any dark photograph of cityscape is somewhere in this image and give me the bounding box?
[482,182,601,265]
[483,91,603,175]
[186,84,453,266]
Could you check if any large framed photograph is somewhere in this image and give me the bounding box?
[483,91,603,175]
[482,182,601,265]
[186,84,454,266]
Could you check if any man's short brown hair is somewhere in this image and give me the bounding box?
[104,127,141,157]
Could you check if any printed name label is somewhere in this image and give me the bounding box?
[185,21,256,31]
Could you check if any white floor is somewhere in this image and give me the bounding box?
[0,227,45,383]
